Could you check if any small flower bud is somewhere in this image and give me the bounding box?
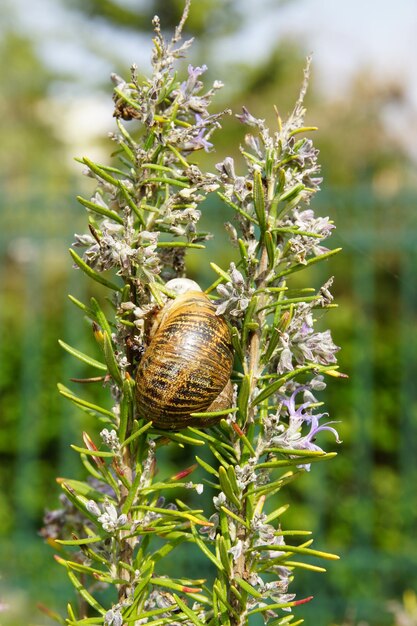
[86,500,101,517]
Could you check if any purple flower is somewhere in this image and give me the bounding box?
[191,127,213,152]
[236,105,264,128]
[272,386,341,469]
[177,114,214,152]
[277,301,339,374]
[180,64,208,97]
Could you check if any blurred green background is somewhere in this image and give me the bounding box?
[1,0,417,624]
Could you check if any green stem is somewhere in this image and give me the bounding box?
[229,221,271,626]
[118,279,138,605]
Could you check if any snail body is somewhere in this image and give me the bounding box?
[135,288,233,429]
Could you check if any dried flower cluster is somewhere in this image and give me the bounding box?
[43,2,342,625]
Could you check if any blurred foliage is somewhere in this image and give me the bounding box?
[0,25,85,240]
[64,0,242,37]
[0,30,69,198]
[330,590,417,626]
[314,75,414,188]
[1,1,417,625]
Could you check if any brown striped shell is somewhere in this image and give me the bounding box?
[135,290,234,429]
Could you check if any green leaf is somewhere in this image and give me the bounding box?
[269,168,286,216]
[126,561,154,611]
[70,445,115,458]
[120,468,142,516]
[237,374,250,420]
[59,482,103,526]
[121,420,153,448]
[90,297,114,338]
[187,428,236,455]
[249,543,340,560]
[119,376,134,442]
[253,170,266,234]
[152,430,205,446]
[241,295,258,347]
[135,505,207,526]
[190,408,237,418]
[237,238,249,274]
[144,175,191,189]
[276,247,342,279]
[219,466,240,508]
[173,594,206,626]
[191,531,224,571]
[103,330,123,386]
[251,365,317,406]
[67,604,76,621]
[113,85,142,113]
[289,125,318,137]
[76,195,124,224]
[58,340,107,371]
[66,618,104,625]
[205,274,226,295]
[217,534,232,575]
[261,328,280,364]
[66,571,106,615]
[195,455,219,478]
[69,248,121,292]
[58,383,114,418]
[118,182,145,225]
[253,472,299,497]
[117,137,136,164]
[124,608,181,623]
[279,182,305,203]
[81,156,122,187]
[54,478,105,500]
[157,241,206,249]
[141,162,187,176]
[209,262,231,282]
[209,443,235,468]
[226,465,241,496]
[55,556,109,580]
[58,383,115,420]
[152,577,205,597]
[235,576,263,598]
[212,583,231,626]
[220,506,249,529]
[272,226,324,238]
[68,294,95,318]
[256,453,337,469]
[265,230,275,268]
[219,504,230,540]
[265,446,332,457]
[217,191,257,224]
[230,326,244,365]
[212,580,235,621]
[282,560,326,572]
[55,535,104,546]
[80,456,104,482]
[248,597,313,616]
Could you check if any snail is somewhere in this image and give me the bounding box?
[135,279,234,429]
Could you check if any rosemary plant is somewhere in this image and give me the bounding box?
[42,2,343,624]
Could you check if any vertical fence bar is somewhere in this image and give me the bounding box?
[13,244,43,538]
[399,243,417,539]
[351,242,375,546]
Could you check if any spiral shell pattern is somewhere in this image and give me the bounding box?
[135,291,233,429]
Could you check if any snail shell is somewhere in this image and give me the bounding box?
[135,287,233,429]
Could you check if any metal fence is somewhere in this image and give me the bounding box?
[1,184,417,625]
